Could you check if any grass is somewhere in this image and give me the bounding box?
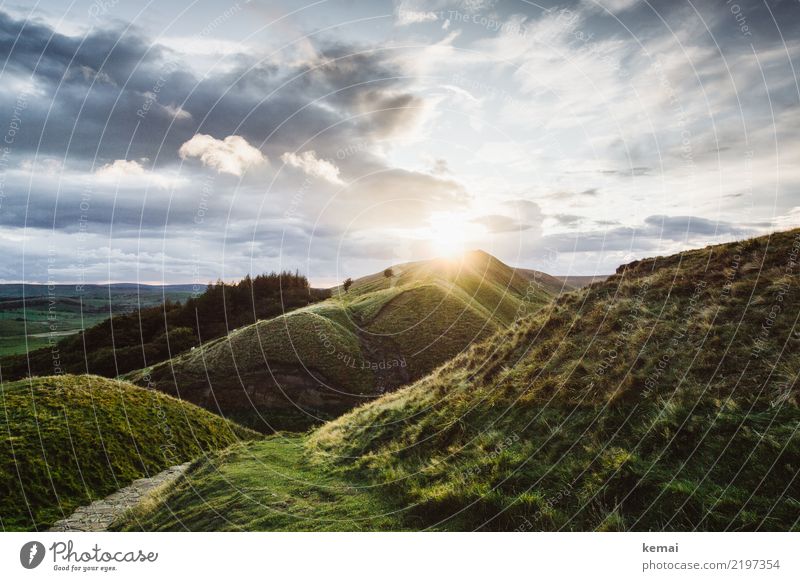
[127,229,800,531]
[113,435,408,531]
[129,251,556,431]
[0,374,258,531]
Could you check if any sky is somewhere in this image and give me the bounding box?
[0,0,798,286]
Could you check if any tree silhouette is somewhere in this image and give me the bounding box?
[383,268,393,278]
[343,278,354,292]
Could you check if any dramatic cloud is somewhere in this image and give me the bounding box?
[0,1,798,283]
[280,151,344,185]
[179,134,266,176]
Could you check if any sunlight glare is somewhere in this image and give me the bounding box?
[427,212,483,259]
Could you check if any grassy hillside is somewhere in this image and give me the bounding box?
[128,251,557,431]
[0,374,256,531]
[123,229,800,531]
[115,435,407,532]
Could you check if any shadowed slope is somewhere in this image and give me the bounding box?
[128,251,557,431]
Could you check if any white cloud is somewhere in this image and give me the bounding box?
[161,102,192,121]
[94,159,184,188]
[178,134,266,176]
[19,157,63,174]
[583,0,642,14]
[280,150,344,185]
[96,159,146,179]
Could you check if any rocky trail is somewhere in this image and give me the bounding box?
[49,462,190,532]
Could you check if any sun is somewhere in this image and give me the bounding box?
[426,212,481,259]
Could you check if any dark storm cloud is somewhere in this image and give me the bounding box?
[540,214,756,253]
[643,214,751,238]
[0,10,424,165]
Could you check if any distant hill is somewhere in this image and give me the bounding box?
[0,282,196,299]
[553,274,610,288]
[0,375,256,531]
[0,272,326,381]
[0,283,195,357]
[115,229,800,531]
[127,251,558,431]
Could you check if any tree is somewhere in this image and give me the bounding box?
[383,268,393,278]
[343,278,353,293]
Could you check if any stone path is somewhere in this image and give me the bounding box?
[49,462,191,532]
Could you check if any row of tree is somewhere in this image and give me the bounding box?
[0,271,330,380]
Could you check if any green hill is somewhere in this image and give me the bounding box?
[127,251,557,431]
[0,375,256,531]
[121,229,800,531]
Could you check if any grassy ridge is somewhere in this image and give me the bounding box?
[0,375,257,531]
[121,229,800,531]
[129,252,557,430]
[309,229,800,530]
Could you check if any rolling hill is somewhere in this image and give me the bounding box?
[0,375,256,531]
[126,251,558,431]
[120,229,800,531]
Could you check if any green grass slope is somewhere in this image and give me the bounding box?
[129,251,556,431]
[0,374,256,531]
[308,228,800,530]
[114,435,407,532]
[122,229,799,531]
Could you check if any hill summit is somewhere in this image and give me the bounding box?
[129,251,562,430]
[305,228,800,530]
